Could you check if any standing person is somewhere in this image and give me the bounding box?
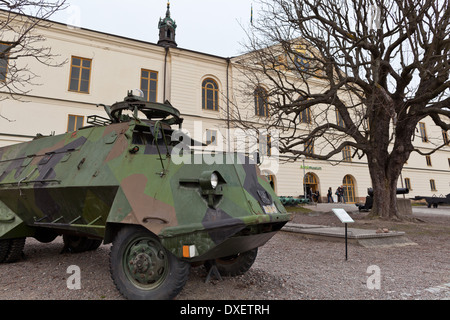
[335,186,341,203]
[339,185,345,203]
[327,187,333,203]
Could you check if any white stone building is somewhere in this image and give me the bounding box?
[0,5,448,203]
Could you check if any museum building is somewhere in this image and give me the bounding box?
[0,4,448,203]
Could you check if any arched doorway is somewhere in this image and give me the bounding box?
[304,172,320,202]
[342,175,356,203]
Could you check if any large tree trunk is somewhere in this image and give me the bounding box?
[367,137,411,220]
[369,166,401,220]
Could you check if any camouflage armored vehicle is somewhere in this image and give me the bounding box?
[0,91,291,299]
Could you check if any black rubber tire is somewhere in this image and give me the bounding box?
[211,248,258,277]
[109,225,190,300]
[0,239,11,263]
[0,238,26,263]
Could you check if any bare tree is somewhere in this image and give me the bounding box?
[233,0,450,219]
[0,0,67,111]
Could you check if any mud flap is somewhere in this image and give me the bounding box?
[0,200,34,240]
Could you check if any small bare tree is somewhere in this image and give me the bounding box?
[0,0,67,113]
[233,0,450,219]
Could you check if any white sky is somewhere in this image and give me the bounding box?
[52,0,257,57]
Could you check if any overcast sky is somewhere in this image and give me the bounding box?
[52,0,257,57]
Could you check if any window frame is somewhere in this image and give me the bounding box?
[299,108,312,124]
[0,42,11,82]
[430,179,437,191]
[254,86,268,117]
[419,122,428,142]
[404,178,412,191]
[140,69,158,102]
[304,139,314,159]
[205,129,217,146]
[443,130,449,145]
[259,134,271,156]
[336,109,345,127]
[425,155,432,166]
[67,114,84,132]
[342,145,352,162]
[202,78,219,111]
[68,56,92,94]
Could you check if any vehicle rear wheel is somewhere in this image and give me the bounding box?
[109,225,190,300]
[0,238,26,263]
[0,239,11,263]
[207,248,258,277]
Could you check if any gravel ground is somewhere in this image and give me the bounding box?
[0,206,449,301]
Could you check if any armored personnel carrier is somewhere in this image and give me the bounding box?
[0,91,291,299]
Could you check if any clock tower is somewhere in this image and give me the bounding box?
[158,2,177,47]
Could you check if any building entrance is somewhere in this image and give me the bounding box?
[304,172,320,202]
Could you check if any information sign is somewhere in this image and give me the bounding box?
[332,208,354,223]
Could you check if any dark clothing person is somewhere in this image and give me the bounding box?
[327,187,333,203]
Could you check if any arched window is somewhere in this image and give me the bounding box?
[342,175,356,203]
[202,78,219,111]
[254,86,268,117]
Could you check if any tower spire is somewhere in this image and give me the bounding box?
[158,2,177,47]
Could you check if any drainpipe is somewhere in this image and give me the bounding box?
[163,46,169,101]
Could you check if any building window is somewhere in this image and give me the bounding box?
[69,56,92,93]
[202,78,219,111]
[140,69,158,102]
[0,43,11,82]
[300,108,311,123]
[266,174,275,191]
[404,178,412,191]
[430,179,437,191]
[336,109,345,127]
[419,122,428,142]
[259,134,271,156]
[426,155,432,166]
[342,146,352,162]
[67,115,84,132]
[443,130,449,145]
[343,175,356,203]
[254,86,268,117]
[304,139,314,158]
[205,129,217,146]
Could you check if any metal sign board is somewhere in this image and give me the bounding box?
[332,208,354,223]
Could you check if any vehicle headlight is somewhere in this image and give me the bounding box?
[199,171,220,190]
[210,172,219,189]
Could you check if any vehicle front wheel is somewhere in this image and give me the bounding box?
[109,225,190,300]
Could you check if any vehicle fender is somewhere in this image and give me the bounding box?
[0,200,35,240]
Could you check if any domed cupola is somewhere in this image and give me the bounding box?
[158,2,177,47]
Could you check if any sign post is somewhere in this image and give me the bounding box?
[332,209,354,260]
